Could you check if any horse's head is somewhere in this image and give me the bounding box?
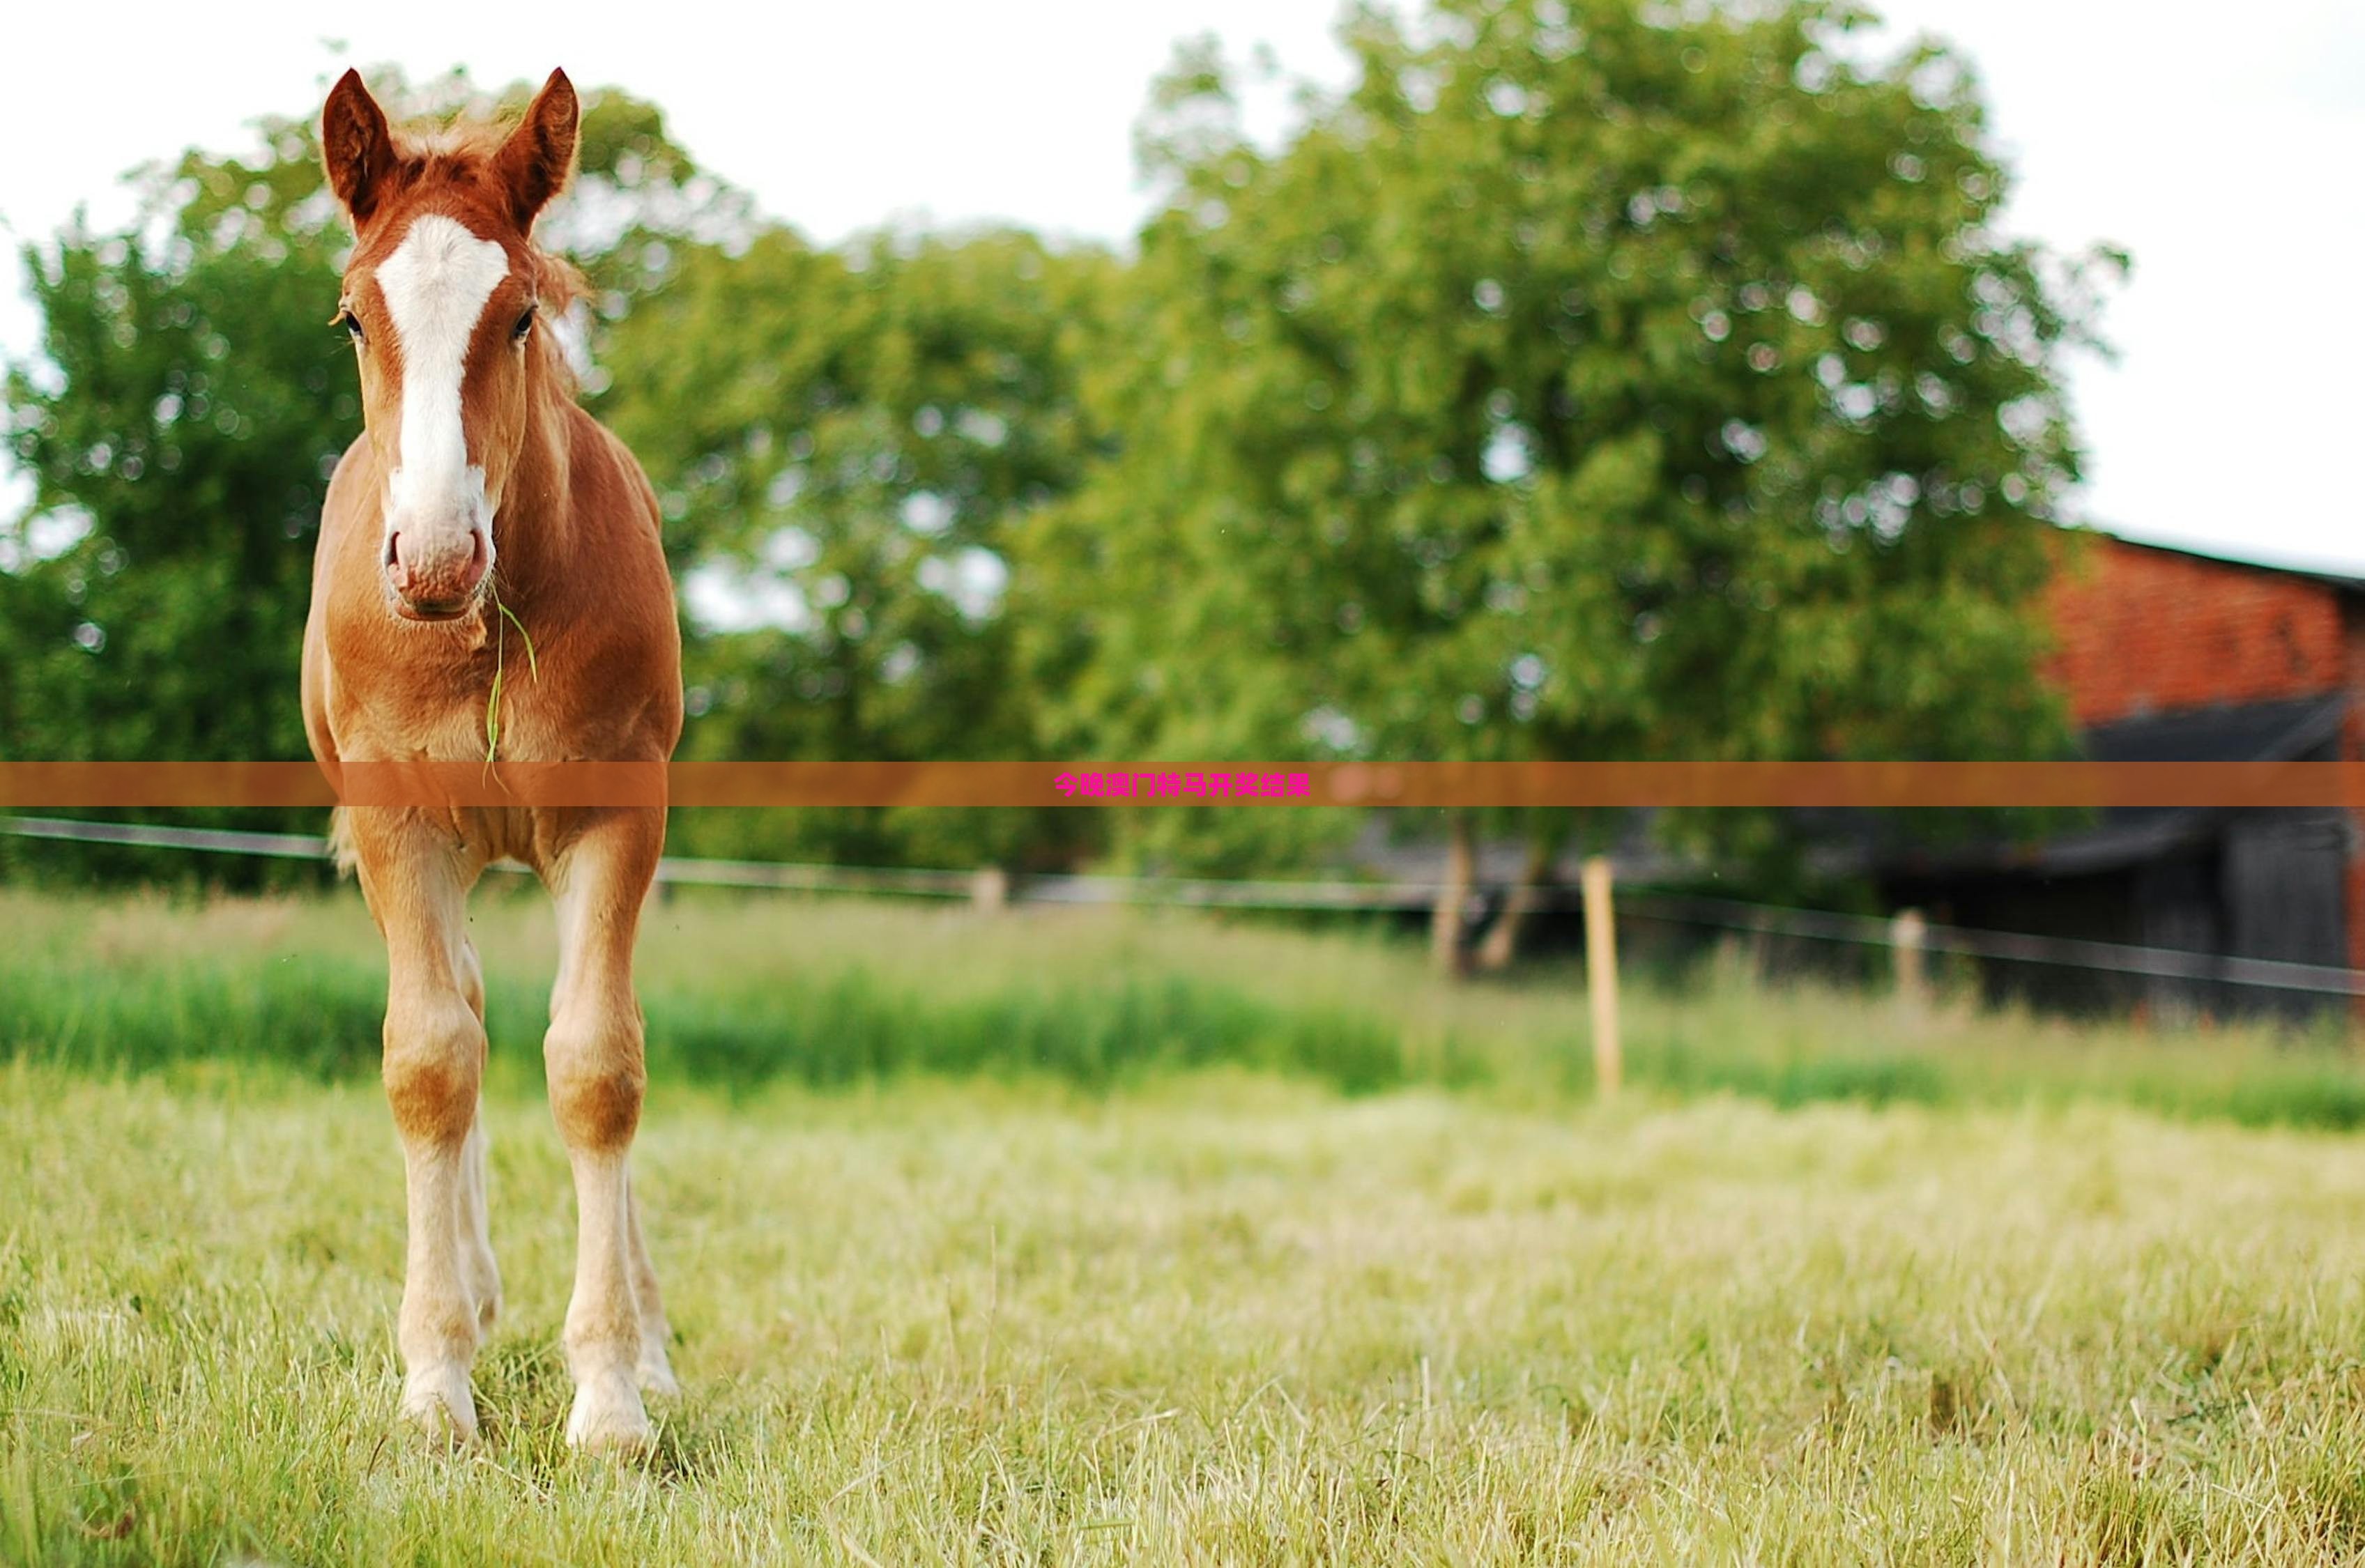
[321,69,578,622]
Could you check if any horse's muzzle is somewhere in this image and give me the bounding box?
[385,526,491,621]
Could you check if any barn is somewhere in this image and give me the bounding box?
[1349,527,2365,1020]
[1876,532,2365,1021]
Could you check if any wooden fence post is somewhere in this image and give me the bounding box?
[970,865,1009,914]
[1430,811,1476,978]
[1891,907,1929,1013]
[1582,855,1621,1098]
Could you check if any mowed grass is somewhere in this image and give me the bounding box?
[12,887,2365,1560]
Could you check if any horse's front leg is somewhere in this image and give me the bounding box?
[349,813,491,1444]
[544,806,669,1452]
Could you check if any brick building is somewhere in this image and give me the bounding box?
[2045,533,2364,738]
[1881,531,2365,1020]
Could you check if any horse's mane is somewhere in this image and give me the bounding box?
[392,118,516,165]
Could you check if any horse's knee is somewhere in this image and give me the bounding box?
[384,1001,486,1144]
[544,1015,645,1151]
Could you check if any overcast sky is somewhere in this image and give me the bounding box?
[3,1,2358,571]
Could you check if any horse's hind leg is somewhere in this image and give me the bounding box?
[350,813,489,1445]
[625,1171,678,1397]
[543,807,666,1452]
[456,939,501,1333]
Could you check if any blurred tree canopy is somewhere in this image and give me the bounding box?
[1,1,2113,907]
[1028,0,2107,892]
[597,227,1117,869]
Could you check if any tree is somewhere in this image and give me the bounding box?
[1026,0,2108,960]
[599,226,1119,871]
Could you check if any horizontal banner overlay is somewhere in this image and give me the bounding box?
[5,762,2365,810]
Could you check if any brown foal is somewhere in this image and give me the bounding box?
[300,68,684,1452]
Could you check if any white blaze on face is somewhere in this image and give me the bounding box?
[376,214,510,546]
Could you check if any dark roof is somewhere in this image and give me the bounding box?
[1860,690,2350,882]
[2081,691,2347,764]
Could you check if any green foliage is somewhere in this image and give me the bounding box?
[2,6,2113,890]
[0,119,356,884]
[599,227,1119,868]
[1032,0,2108,870]
[0,172,346,770]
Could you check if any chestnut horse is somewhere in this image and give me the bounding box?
[301,68,683,1452]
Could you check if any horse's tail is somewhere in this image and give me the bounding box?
[325,806,359,878]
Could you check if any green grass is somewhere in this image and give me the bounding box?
[13,1069,2365,1562]
[13,886,2365,1562]
[3,884,2363,1127]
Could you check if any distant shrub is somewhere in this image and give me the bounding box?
[0,947,1404,1096]
[10,894,2365,1133]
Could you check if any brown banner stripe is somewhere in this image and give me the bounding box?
[5,760,2365,810]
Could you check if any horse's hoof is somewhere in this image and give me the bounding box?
[637,1346,682,1400]
[566,1374,654,1454]
[401,1366,480,1447]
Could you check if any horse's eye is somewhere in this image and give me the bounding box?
[334,308,365,346]
[512,307,535,342]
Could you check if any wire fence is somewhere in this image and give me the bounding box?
[5,811,2361,1000]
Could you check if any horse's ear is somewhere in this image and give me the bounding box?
[493,70,579,232]
[321,69,397,227]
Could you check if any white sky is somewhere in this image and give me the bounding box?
[2,0,2359,571]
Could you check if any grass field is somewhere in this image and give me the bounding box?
[6,884,2365,1125]
[10,887,2365,1562]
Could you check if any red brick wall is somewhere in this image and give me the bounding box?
[2043,538,2349,729]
